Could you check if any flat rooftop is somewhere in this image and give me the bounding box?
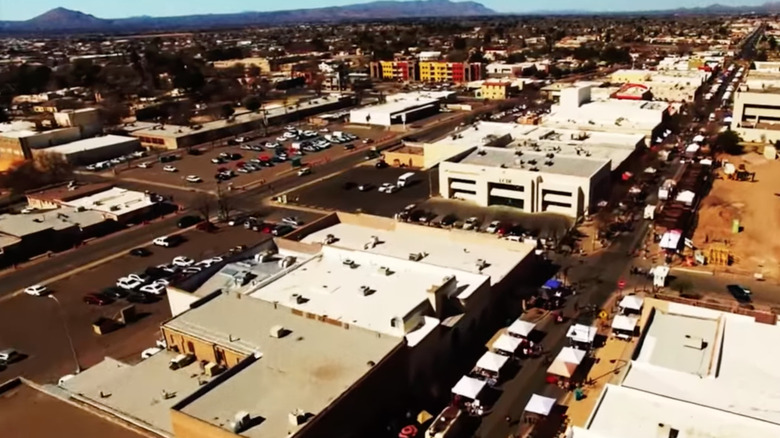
[63,187,155,217]
[0,207,106,237]
[583,384,780,438]
[622,304,780,424]
[248,245,487,336]
[0,379,146,438]
[26,182,114,203]
[545,99,666,132]
[43,135,139,155]
[458,146,609,178]
[173,294,400,438]
[60,353,211,435]
[635,311,719,376]
[190,254,288,298]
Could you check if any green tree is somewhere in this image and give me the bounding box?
[715,130,744,155]
[243,95,261,112]
[220,104,235,119]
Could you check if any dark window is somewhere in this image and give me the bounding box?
[187,341,195,353]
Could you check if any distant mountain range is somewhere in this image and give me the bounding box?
[1,0,779,35]
[0,0,495,34]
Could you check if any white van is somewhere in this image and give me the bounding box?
[397,172,416,188]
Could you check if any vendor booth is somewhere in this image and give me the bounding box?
[566,324,597,349]
[611,314,640,340]
[618,295,643,315]
[546,347,587,386]
[474,351,509,385]
[507,319,536,339]
[452,375,488,416]
[492,333,522,356]
[650,266,670,288]
[523,394,556,424]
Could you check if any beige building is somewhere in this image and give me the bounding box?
[54,108,102,137]
[481,81,513,100]
[0,127,81,161]
[212,57,271,72]
[731,89,780,143]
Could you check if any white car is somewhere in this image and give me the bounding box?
[462,217,480,230]
[283,131,297,139]
[378,183,398,194]
[153,236,179,247]
[127,273,147,283]
[485,221,502,233]
[276,136,288,142]
[24,285,48,296]
[116,278,143,290]
[20,207,35,214]
[281,216,302,226]
[208,256,224,263]
[163,165,177,172]
[185,175,202,183]
[141,347,163,359]
[137,162,153,168]
[297,167,311,177]
[140,282,167,295]
[234,136,247,143]
[172,256,195,267]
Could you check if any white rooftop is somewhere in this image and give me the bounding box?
[299,221,533,287]
[42,135,139,155]
[459,146,609,178]
[507,319,536,338]
[63,187,155,217]
[476,351,509,373]
[544,99,666,133]
[581,384,780,438]
[452,376,486,400]
[248,245,487,337]
[622,303,780,425]
[0,207,106,237]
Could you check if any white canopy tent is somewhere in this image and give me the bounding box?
[493,333,522,354]
[507,319,536,338]
[476,351,509,374]
[525,394,556,416]
[619,295,643,312]
[612,315,640,333]
[566,324,597,345]
[452,376,487,400]
[692,134,705,143]
[650,265,670,288]
[685,144,700,154]
[547,347,587,378]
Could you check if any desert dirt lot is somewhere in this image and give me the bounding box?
[112,123,394,193]
[0,226,266,383]
[693,153,780,279]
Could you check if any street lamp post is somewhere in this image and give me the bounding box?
[49,295,81,374]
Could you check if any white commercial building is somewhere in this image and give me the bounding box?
[570,298,780,438]
[543,85,668,137]
[34,134,140,165]
[432,121,644,217]
[349,91,454,127]
[62,187,156,221]
[732,88,780,143]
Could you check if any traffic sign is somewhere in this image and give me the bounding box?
[618,279,626,290]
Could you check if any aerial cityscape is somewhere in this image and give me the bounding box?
[0,0,779,437]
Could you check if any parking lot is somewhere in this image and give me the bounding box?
[0,225,269,383]
[112,123,394,193]
[286,164,436,217]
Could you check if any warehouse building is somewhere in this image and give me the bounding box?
[0,125,81,161]
[131,95,353,150]
[53,108,103,137]
[32,135,140,165]
[349,91,454,127]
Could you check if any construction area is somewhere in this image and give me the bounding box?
[693,152,780,279]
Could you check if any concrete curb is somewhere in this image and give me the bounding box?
[671,267,715,276]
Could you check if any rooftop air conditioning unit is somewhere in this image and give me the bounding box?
[232,411,251,433]
[359,285,372,296]
[269,325,286,338]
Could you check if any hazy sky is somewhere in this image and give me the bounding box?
[1,0,765,20]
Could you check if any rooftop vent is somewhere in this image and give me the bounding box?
[683,335,705,350]
[231,411,251,433]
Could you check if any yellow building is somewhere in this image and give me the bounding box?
[481,81,512,100]
[212,57,271,72]
[370,61,416,81]
[610,69,652,83]
[418,61,482,83]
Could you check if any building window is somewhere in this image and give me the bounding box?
[187,341,195,353]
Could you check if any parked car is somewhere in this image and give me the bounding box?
[171,256,194,267]
[185,175,202,183]
[727,284,752,303]
[83,293,112,306]
[358,183,373,192]
[462,217,480,230]
[138,162,153,168]
[116,277,143,290]
[272,224,294,236]
[485,221,502,233]
[140,282,167,295]
[0,349,20,363]
[440,214,458,227]
[211,157,225,164]
[24,285,48,296]
[163,165,177,172]
[101,286,128,299]
[297,167,311,177]
[281,216,303,226]
[375,160,388,169]
[129,247,152,257]
[126,292,156,304]
[141,347,163,359]
[177,215,202,228]
[378,183,398,193]
[344,143,356,150]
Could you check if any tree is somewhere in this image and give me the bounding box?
[453,37,467,51]
[468,51,487,64]
[769,36,778,51]
[0,152,73,194]
[216,185,232,222]
[243,95,261,112]
[220,104,235,119]
[193,193,213,222]
[715,130,744,155]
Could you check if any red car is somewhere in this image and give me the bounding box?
[83,293,112,306]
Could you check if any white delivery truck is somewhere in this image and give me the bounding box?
[397,172,416,188]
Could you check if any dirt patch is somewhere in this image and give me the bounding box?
[693,153,780,278]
